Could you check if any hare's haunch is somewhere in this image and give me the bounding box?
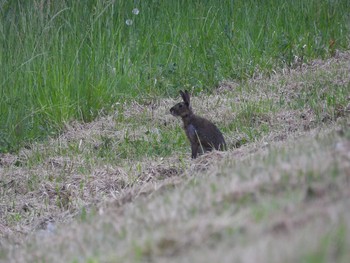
[170,90,226,158]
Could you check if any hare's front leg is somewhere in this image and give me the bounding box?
[185,124,199,158]
[191,143,199,159]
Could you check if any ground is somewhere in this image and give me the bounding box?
[0,51,349,262]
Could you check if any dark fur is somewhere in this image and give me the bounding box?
[170,90,226,158]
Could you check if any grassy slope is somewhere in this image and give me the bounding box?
[0,52,350,262]
[1,0,349,152]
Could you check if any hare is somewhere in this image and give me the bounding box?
[170,90,226,158]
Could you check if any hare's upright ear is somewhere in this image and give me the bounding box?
[180,90,190,106]
[184,90,190,103]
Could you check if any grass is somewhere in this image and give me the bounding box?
[0,50,349,262]
[4,50,349,171]
[1,0,349,152]
[2,119,350,262]
[0,0,350,261]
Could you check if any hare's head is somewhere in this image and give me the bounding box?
[170,90,192,118]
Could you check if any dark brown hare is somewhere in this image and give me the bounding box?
[170,90,226,158]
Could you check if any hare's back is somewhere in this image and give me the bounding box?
[192,117,226,149]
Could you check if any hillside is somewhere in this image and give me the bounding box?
[0,52,350,262]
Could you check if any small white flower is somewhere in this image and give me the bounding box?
[125,19,133,26]
[132,8,140,15]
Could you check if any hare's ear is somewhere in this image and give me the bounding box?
[184,90,190,101]
[180,90,190,106]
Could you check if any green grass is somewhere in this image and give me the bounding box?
[9,52,347,178]
[0,41,349,262]
[0,0,349,152]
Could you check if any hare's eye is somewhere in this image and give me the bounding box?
[179,104,183,108]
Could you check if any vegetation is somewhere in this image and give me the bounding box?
[0,0,349,262]
[1,0,349,152]
[0,49,349,262]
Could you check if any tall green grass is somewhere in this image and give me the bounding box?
[0,0,349,152]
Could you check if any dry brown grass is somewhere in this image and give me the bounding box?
[2,119,349,263]
[0,51,349,262]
